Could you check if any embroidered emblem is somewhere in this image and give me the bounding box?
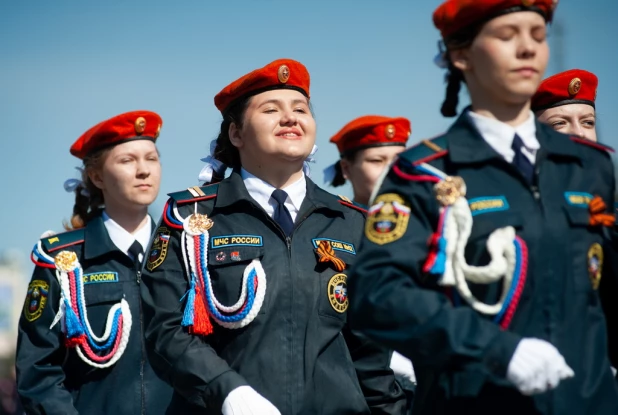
[47,237,60,244]
[564,192,593,208]
[469,196,510,216]
[231,251,241,261]
[146,226,171,271]
[312,238,356,255]
[216,252,226,262]
[211,235,263,248]
[588,243,603,290]
[23,280,49,322]
[434,176,466,206]
[366,193,411,245]
[82,272,119,285]
[328,273,348,313]
[315,240,346,272]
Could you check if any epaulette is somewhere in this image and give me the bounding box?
[570,137,614,154]
[337,195,367,214]
[398,135,449,166]
[168,183,219,204]
[40,228,85,253]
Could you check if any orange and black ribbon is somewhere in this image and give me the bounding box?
[589,195,615,227]
[316,240,346,272]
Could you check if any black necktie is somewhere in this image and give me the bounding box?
[511,133,534,185]
[271,189,294,236]
[128,240,144,269]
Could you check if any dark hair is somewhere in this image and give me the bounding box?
[330,149,360,187]
[208,97,252,184]
[440,26,482,118]
[64,149,109,230]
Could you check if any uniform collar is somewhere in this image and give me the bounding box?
[240,168,306,221]
[102,211,152,255]
[83,213,152,260]
[467,109,538,163]
[446,108,582,164]
[215,170,346,217]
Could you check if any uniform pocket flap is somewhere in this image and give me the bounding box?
[83,281,124,305]
[563,205,591,227]
[469,211,523,241]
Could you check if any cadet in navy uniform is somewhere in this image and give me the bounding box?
[16,111,173,414]
[326,116,412,208]
[532,69,599,141]
[325,116,416,410]
[140,59,405,415]
[348,1,618,414]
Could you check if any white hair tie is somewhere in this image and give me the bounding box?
[303,144,318,177]
[63,167,89,197]
[198,140,227,183]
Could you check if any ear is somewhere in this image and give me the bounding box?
[228,122,244,149]
[88,169,105,191]
[339,158,352,181]
[449,48,471,72]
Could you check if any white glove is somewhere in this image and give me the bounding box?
[222,386,281,415]
[390,351,416,384]
[506,338,574,396]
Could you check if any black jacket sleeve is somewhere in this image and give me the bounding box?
[16,264,79,415]
[140,212,248,412]
[347,161,521,381]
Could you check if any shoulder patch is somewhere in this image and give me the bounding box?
[23,279,49,322]
[399,135,448,166]
[41,228,85,253]
[570,137,614,153]
[168,183,219,204]
[337,195,367,214]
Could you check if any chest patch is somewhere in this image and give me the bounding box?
[82,272,118,285]
[565,192,593,208]
[210,235,263,248]
[468,196,509,216]
[312,238,356,255]
[588,243,603,290]
[328,273,348,313]
[23,280,49,322]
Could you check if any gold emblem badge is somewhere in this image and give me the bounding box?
[24,280,49,322]
[278,65,290,84]
[55,251,78,272]
[327,273,348,313]
[587,243,603,290]
[365,193,411,245]
[522,0,535,6]
[134,117,147,135]
[385,124,396,139]
[147,226,171,272]
[434,176,466,206]
[568,77,582,96]
[187,213,214,234]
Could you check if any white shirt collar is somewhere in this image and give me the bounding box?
[241,168,306,222]
[467,110,538,163]
[102,211,152,262]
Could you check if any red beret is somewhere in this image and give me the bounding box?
[531,69,598,112]
[70,110,162,159]
[330,116,411,155]
[433,0,556,39]
[214,59,310,114]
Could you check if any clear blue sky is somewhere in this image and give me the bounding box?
[1,0,617,266]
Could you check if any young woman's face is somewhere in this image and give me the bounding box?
[230,89,316,169]
[90,140,161,212]
[453,11,549,105]
[537,104,597,141]
[341,145,404,205]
